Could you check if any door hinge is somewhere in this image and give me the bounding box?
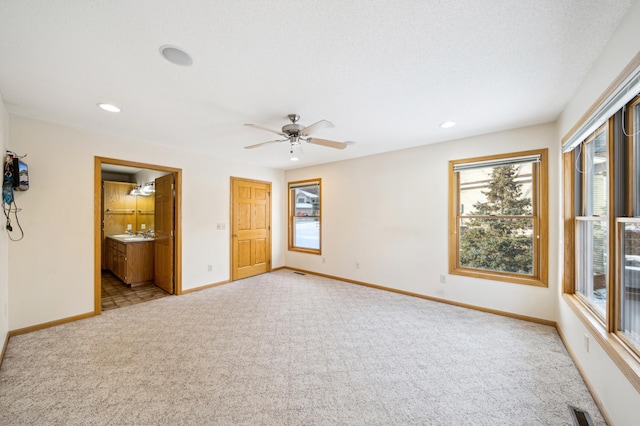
[171,183,174,190]
[171,230,174,237]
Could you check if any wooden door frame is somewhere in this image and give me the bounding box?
[94,156,183,314]
[229,177,272,281]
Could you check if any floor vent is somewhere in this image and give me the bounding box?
[294,271,306,275]
[568,405,594,426]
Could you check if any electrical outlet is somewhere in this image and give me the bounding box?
[141,224,146,230]
[207,264,213,272]
[439,274,447,284]
[322,257,326,263]
[584,334,590,353]
[355,262,360,269]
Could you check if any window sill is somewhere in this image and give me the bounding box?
[449,267,547,287]
[288,247,321,255]
[563,293,640,392]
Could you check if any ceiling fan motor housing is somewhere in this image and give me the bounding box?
[282,123,305,137]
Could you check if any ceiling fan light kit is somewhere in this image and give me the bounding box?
[244,114,353,159]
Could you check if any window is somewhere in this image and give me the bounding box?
[575,124,610,319]
[288,179,321,254]
[563,90,640,382]
[449,149,548,286]
[618,95,640,355]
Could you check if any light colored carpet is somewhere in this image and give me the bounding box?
[1,270,604,425]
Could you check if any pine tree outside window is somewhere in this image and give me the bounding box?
[449,149,548,286]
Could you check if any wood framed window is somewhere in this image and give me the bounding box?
[288,179,321,254]
[617,95,640,357]
[563,79,640,389]
[573,122,612,321]
[448,149,548,286]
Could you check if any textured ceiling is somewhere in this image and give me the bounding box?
[0,0,635,170]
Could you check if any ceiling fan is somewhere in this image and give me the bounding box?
[243,114,351,151]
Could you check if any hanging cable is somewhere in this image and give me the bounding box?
[621,104,640,137]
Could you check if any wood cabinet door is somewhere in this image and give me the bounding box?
[117,251,127,283]
[231,178,271,280]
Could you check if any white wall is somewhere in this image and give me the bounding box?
[0,93,9,346]
[286,122,559,322]
[7,115,285,330]
[557,3,640,426]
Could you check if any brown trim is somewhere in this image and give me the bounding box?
[606,121,616,332]
[562,151,575,294]
[181,279,230,294]
[448,160,458,275]
[8,311,96,337]
[284,267,556,327]
[95,157,183,309]
[173,169,183,296]
[0,331,8,369]
[555,324,613,426]
[288,178,322,255]
[563,293,640,393]
[561,51,640,145]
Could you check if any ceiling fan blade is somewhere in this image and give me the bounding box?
[300,120,335,136]
[307,138,348,150]
[244,139,285,149]
[244,123,286,137]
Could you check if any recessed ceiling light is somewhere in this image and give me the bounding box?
[440,121,456,129]
[97,103,121,113]
[159,45,193,66]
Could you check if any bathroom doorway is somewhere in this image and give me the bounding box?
[94,157,182,314]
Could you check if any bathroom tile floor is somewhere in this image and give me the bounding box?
[101,270,169,311]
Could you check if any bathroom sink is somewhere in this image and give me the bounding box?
[108,234,154,242]
[124,236,153,241]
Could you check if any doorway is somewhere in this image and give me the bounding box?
[94,157,182,314]
[230,177,272,280]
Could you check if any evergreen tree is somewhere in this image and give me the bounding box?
[459,165,533,274]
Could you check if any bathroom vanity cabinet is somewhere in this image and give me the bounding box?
[106,237,154,286]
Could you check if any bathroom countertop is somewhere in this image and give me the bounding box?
[107,234,155,243]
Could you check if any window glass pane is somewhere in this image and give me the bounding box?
[290,182,320,252]
[459,163,532,216]
[576,219,608,318]
[584,131,608,217]
[293,185,319,217]
[293,217,319,249]
[621,222,640,349]
[459,217,534,274]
